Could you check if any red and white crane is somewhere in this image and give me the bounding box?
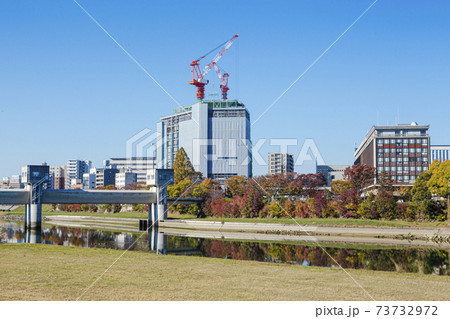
[188,34,238,100]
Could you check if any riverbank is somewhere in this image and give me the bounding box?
[0,244,449,300]
[2,207,449,228]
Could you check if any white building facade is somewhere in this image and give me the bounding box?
[157,100,252,182]
[431,145,450,163]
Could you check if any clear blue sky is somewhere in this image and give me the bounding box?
[1,0,449,177]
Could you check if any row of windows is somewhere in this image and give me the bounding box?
[377,148,428,154]
[163,113,192,126]
[376,138,428,145]
[377,157,429,164]
[377,166,428,173]
[209,110,248,119]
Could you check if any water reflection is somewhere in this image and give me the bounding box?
[0,221,448,275]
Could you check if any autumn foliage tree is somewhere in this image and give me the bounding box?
[344,164,376,195]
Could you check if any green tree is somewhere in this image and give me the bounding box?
[172,147,199,183]
[427,160,450,198]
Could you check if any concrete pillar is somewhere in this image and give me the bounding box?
[158,203,167,220]
[24,204,29,229]
[156,231,166,255]
[25,228,41,244]
[29,204,42,230]
[149,226,166,255]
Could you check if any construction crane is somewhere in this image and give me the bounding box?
[212,62,230,100]
[189,34,238,100]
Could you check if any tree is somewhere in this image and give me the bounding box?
[172,147,200,183]
[344,164,376,194]
[427,160,450,198]
[374,172,397,220]
[330,180,352,195]
[225,176,248,197]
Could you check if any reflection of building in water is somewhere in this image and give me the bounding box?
[115,233,134,250]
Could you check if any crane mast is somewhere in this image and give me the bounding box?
[188,34,238,100]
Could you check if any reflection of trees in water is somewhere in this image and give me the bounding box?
[172,238,449,275]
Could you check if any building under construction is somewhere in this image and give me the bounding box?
[157,99,251,182]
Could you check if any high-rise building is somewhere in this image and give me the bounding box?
[66,160,91,188]
[48,166,65,189]
[157,100,252,183]
[354,122,430,185]
[109,157,156,184]
[316,165,349,186]
[431,145,450,162]
[268,152,294,175]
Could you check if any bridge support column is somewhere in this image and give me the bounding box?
[149,226,166,255]
[29,204,42,230]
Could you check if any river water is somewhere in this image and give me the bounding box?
[0,221,449,276]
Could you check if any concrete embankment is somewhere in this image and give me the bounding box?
[158,219,450,248]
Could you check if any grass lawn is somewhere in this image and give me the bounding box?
[3,205,448,228]
[0,244,449,301]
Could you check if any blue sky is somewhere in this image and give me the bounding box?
[1,0,449,177]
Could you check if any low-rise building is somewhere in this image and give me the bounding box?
[316,165,349,186]
[431,145,450,162]
[115,168,138,188]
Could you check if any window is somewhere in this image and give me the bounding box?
[404,176,409,181]
[416,148,421,153]
[377,139,383,145]
[377,167,383,173]
[404,167,409,172]
[417,166,422,172]
[384,139,389,144]
[403,157,409,163]
[391,167,396,172]
[410,166,416,172]
[403,148,409,155]
[397,167,402,173]
[423,166,428,171]
[384,148,389,153]
[397,158,402,164]
[423,157,428,163]
[390,157,395,162]
[422,139,428,145]
[390,139,396,144]
[422,148,428,155]
[397,176,403,182]
[378,157,383,163]
[403,139,408,146]
[396,148,402,154]
[409,139,415,144]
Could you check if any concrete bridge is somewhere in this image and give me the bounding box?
[0,165,188,230]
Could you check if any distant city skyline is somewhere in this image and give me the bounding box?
[1,0,450,177]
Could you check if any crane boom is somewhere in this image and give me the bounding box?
[189,34,238,100]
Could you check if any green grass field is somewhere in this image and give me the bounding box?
[0,244,449,301]
[2,205,448,228]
